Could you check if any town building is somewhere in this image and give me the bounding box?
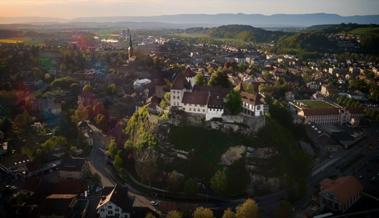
[170,68,268,120]
[170,68,228,121]
[237,83,268,117]
[320,176,363,212]
[97,185,158,218]
[290,100,342,124]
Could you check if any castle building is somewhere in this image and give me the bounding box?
[170,68,268,120]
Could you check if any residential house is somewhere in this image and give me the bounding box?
[320,176,363,212]
[97,185,159,218]
[240,91,268,117]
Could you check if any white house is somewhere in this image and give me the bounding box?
[170,68,228,121]
[240,91,268,117]
[97,186,132,218]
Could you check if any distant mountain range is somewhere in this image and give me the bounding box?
[1,13,379,27]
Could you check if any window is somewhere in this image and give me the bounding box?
[115,208,120,212]
[108,211,113,215]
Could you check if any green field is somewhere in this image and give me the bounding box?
[297,100,336,109]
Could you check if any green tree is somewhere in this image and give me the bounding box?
[225,90,242,114]
[166,210,183,218]
[107,138,118,158]
[210,169,227,194]
[236,199,259,218]
[124,106,157,150]
[113,151,124,172]
[160,92,171,110]
[208,71,231,88]
[222,208,236,218]
[194,73,206,86]
[193,207,214,218]
[41,136,67,151]
[183,178,198,196]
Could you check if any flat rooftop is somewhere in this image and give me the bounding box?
[295,100,337,110]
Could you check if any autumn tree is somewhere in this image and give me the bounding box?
[193,207,214,218]
[222,208,236,218]
[236,199,259,218]
[166,210,183,218]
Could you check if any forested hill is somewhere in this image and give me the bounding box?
[184,25,287,43]
[274,24,379,57]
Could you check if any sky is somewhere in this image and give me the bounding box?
[0,0,378,18]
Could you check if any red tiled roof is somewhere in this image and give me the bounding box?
[182,91,209,106]
[320,176,363,204]
[172,72,191,90]
[184,67,196,78]
[241,91,262,105]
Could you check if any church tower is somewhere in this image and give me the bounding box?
[127,29,134,59]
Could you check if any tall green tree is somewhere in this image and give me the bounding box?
[225,90,242,114]
[210,169,228,194]
[208,71,231,88]
[194,73,206,86]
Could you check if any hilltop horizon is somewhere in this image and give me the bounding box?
[1,13,379,28]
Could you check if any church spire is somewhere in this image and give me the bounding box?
[128,29,134,59]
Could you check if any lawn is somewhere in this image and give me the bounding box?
[168,126,254,179]
[297,100,336,109]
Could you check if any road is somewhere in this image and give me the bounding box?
[85,122,116,187]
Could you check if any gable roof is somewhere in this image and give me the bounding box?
[184,67,196,78]
[172,72,191,90]
[182,90,209,106]
[241,91,263,105]
[97,185,132,212]
[320,176,363,204]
